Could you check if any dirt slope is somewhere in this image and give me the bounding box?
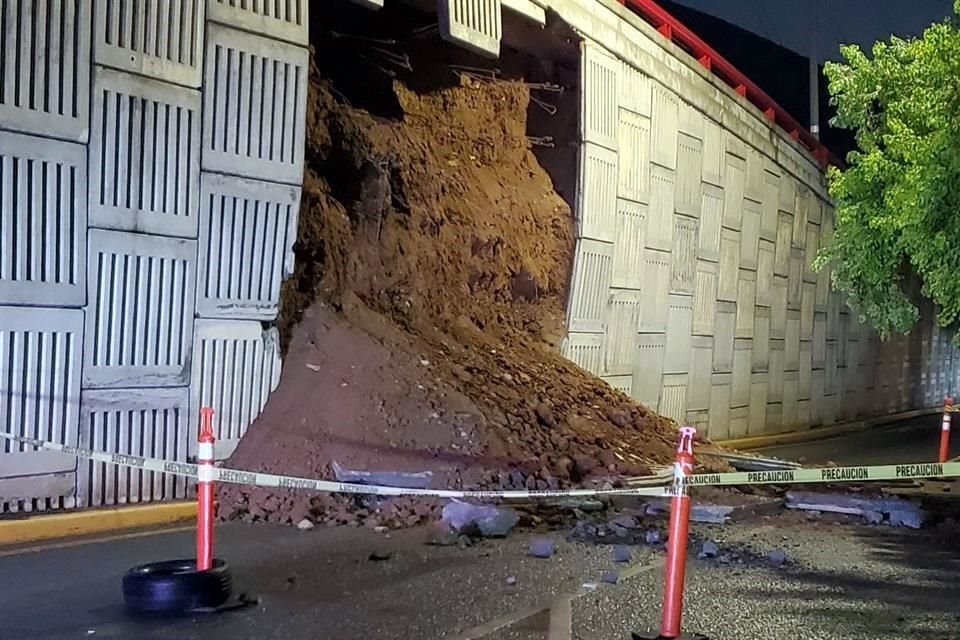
[219,59,683,528]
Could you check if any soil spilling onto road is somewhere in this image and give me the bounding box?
[218,56,692,529]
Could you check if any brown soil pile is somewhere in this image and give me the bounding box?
[219,58,687,528]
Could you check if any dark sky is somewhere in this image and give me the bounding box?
[672,0,955,62]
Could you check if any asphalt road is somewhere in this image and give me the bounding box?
[757,413,956,466]
[4,511,960,640]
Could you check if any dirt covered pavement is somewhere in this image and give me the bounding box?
[219,19,691,528]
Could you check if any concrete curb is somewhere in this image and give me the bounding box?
[0,502,195,547]
[716,407,942,451]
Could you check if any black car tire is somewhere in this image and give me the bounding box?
[122,559,232,614]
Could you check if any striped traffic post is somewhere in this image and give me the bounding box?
[197,407,216,571]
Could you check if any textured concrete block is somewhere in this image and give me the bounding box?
[688,336,713,411]
[203,24,308,184]
[619,61,651,116]
[732,339,752,408]
[799,341,813,399]
[679,102,705,140]
[89,67,201,238]
[768,339,785,403]
[0,132,87,307]
[774,211,793,276]
[740,199,761,271]
[788,248,804,309]
[698,183,724,262]
[755,239,775,307]
[735,270,757,339]
[783,370,800,428]
[84,230,197,388]
[718,228,741,302]
[602,375,634,397]
[708,373,732,439]
[605,290,643,376]
[813,313,827,369]
[702,119,723,186]
[633,333,666,411]
[664,294,694,373]
[578,142,618,242]
[804,224,820,283]
[693,260,718,336]
[793,185,810,249]
[745,149,765,204]
[95,0,205,86]
[439,0,502,58]
[617,111,651,204]
[801,282,816,340]
[660,373,688,422]
[208,0,308,44]
[567,239,614,333]
[729,405,749,439]
[713,301,737,373]
[722,154,746,231]
[611,199,648,290]
[785,311,801,371]
[581,41,619,151]
[563,332,606,376]
[749,372,768,435]
[640,249,671,332]
[771,276,788,339]
[648,165,676,251]
[651,85,679,170]
[752,307,770,372]
[671,215,698,294]
[761,170,779,241]
[676,134,703,216]
[0,0,92,141]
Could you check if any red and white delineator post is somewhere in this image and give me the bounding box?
[939,397,953,464]
[196,407,216,571]
[633,426,708,640]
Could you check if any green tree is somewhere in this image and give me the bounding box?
[817,1,960,339]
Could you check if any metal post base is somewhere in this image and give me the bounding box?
[631,632,709,640]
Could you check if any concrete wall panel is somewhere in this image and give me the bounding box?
[0,0,91,141]
[651,84,678,170]
[0,132,87,307]
[84,230,196,388]
[567,238,613,333]
[580,41,619,151]
[735,270,756,339]
[617,110,651,204]
[732,338,751,407]
[660,373,688,422]
[770,276,788,339]
[717,228,740,302]
[640,248,671,332]
[88,67,201,238]
[740,199,761,271]
[748,372,768,435]
[755,239,774,307]
[692,260,717,336]
[713,301,736,373]
[611,199,648,290]
[688,335,713,411]
[94,0,205,86]
[647,164,675,251]
[664,294,693,373]
[439,0,502,58]
[760,169,779,240]
[619,61,651,117]
[196,173,299,320]
[632,333,666,410]
[698,183,723,261]
[722,154,745,231]
[208,0,308,45]
[768,339,785,403]
[671,215,698,294]
[202,24,308,184]
[752,307,770,372]
[708,373,732,439]
[605,290,643,376]
[729,405,749,439]
[702,119,723,186]
[579,142,618,242]
[676,134,702,216]
[564,332,606,376]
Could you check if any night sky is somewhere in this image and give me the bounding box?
[672,0,955,62]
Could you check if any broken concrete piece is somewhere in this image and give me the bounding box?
[609,515,639,530]
[612,545,632,563]
[601,571,619,584]
[767,549,787,568]
[785,491,926,529]
[296,518,315,530]
[528,538,556,558]
[441,500,519,537]
[506,576,517,586]
[644,530,662,545]
[698,541,719,559]
[332,461,433,490]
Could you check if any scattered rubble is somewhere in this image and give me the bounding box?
[441,501,519,537]
[785,491,927,529]
[331,461,433,490]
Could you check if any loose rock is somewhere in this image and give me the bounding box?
[698,540,719,559]
[296,518,315,531]
[612,545,632,563]
[528,538,556,559]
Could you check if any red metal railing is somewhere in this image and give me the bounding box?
[619,0,839,168]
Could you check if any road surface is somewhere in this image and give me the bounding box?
[3,511,959,639]
[757,413,955,466]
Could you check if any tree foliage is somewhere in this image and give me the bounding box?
[818,1,960,339]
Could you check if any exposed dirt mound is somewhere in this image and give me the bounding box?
[219,56,687,528]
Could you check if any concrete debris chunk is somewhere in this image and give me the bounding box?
[296,518,315,530]
[528,538,556,558]
[767,548,787,568]
[601,571,620,584]
[785,491,926,529]
[331,460,433,490]
[612,545,632,563]
[441,500,519,537]
[697,540,719,559]
[644,529,662,545]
